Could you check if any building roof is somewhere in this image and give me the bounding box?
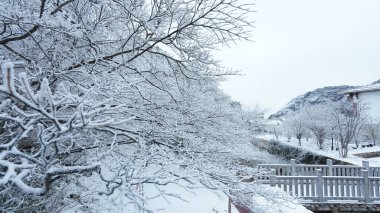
[343,84,380,94]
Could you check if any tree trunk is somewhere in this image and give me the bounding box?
[341,143,348,158]
[318,138,324,149]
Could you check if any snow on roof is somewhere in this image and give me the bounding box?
[343,84,380,94]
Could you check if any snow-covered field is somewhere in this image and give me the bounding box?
[258,134,380,166]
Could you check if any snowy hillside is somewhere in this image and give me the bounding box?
[269,85,355,119]
[270,77,380,120]
[371,79,380,85]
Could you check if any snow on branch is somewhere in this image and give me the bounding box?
[0,62,134,195]
[1,62,16,95]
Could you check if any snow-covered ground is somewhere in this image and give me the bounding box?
[250,186,312,213]
[58,157,311,213]
[61,177,311,213]
[258,134,380,166]
[144,182,228,213]
[145,182,311,213]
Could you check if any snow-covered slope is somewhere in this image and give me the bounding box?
[371,79,380,85]
[269,78,380,120]
[269,85,355,119]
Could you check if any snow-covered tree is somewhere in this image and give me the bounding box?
[0,0,262,211]
[302,106,334,149]
[280,123,293,142]
[282,113,306,145]
[362,117,380,146]
[267,120,282,141]
[242,105,267,134]
[330,101,368,157]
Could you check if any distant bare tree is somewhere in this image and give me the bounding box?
[270,122,282,141]
[265,120,282,141]
[331,101,368,157]
[363,118,380,146]
[242,105,267,134]
[305,131,311,141]
[303,106,334,149]
[280,124,293,142]
[283,114,305,146]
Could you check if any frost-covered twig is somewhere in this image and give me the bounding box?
[0,62,133,196]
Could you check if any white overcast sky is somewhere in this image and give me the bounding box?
[215,0,380,114]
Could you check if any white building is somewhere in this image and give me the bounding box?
[344,84,380,119]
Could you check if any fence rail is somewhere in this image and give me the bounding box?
[258,159,380,177]
[259,160,380,203]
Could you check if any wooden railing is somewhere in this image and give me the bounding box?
[258,159,380,177]
[269,169,380,202]
[258,160,380,203]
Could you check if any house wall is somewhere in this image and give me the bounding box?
[360,91,380,119]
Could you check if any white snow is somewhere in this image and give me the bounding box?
[144,182,312,213]
[58,162,311,213]
[144,182,228,213]
[251,186,312,213]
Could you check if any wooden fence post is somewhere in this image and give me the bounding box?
[362,169,370,203]
[290,159,296,176]
[326,159,333,176]
[270,169,276,187]
[316,169,323,202]
[363,161,370,170]
[363,161,370,176]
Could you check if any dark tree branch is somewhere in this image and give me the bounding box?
[0,25,39,45]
